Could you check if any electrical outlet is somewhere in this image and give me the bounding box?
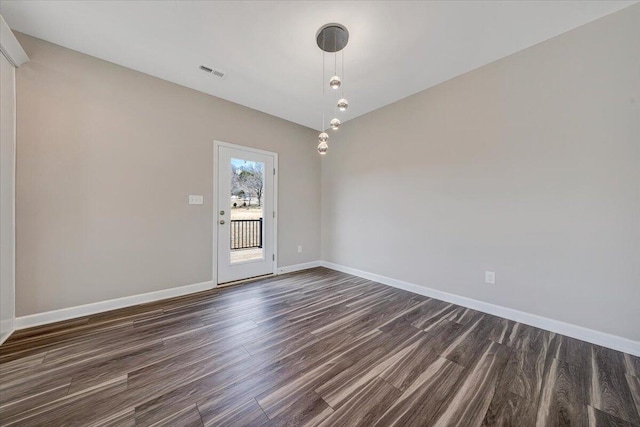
[298,245,303,253]
[485,271,496,285]
[189,195,203,205]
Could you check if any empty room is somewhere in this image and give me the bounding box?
[0,1,639,425]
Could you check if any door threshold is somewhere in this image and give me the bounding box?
[217,273,274,288]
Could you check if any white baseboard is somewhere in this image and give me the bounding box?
[11,261,639,357]
[14,280,214,330]
[277,260,322,275]
[12,261,323,332]
[0,327,14,346]
[320,261,640,357]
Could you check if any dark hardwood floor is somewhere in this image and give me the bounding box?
[1,267,639,426]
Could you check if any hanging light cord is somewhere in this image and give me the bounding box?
[341,49,345,97]
[334,52,338,115]
[322,51,325,130]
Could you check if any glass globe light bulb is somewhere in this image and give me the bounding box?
[318,132,329,143]
[329,76,341,90]
[330,118,341,130]
[337,98,349,111]
[317,141,328,154]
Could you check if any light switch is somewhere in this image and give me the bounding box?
[189,195,204,205]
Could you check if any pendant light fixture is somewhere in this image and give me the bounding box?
[316,23,349,154]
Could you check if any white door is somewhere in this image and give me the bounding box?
[216,143,276,284]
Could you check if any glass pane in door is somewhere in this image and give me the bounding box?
[229,158,265,264]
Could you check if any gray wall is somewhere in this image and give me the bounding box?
[15,33,320,317]
[321,5,640,341]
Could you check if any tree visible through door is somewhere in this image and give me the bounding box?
[230,158,265,263]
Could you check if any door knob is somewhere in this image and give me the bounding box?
[219,220,225,225]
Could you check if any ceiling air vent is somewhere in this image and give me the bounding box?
[199,65,225,78]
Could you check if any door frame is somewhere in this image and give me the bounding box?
[212,140,278,286]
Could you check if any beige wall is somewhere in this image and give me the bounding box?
[15,33,320,317]
[1,52,16,338]
[322,5,640,341]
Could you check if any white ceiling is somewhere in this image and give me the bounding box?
[1,1,635,130]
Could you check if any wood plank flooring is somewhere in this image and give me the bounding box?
[1,267,639,426]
